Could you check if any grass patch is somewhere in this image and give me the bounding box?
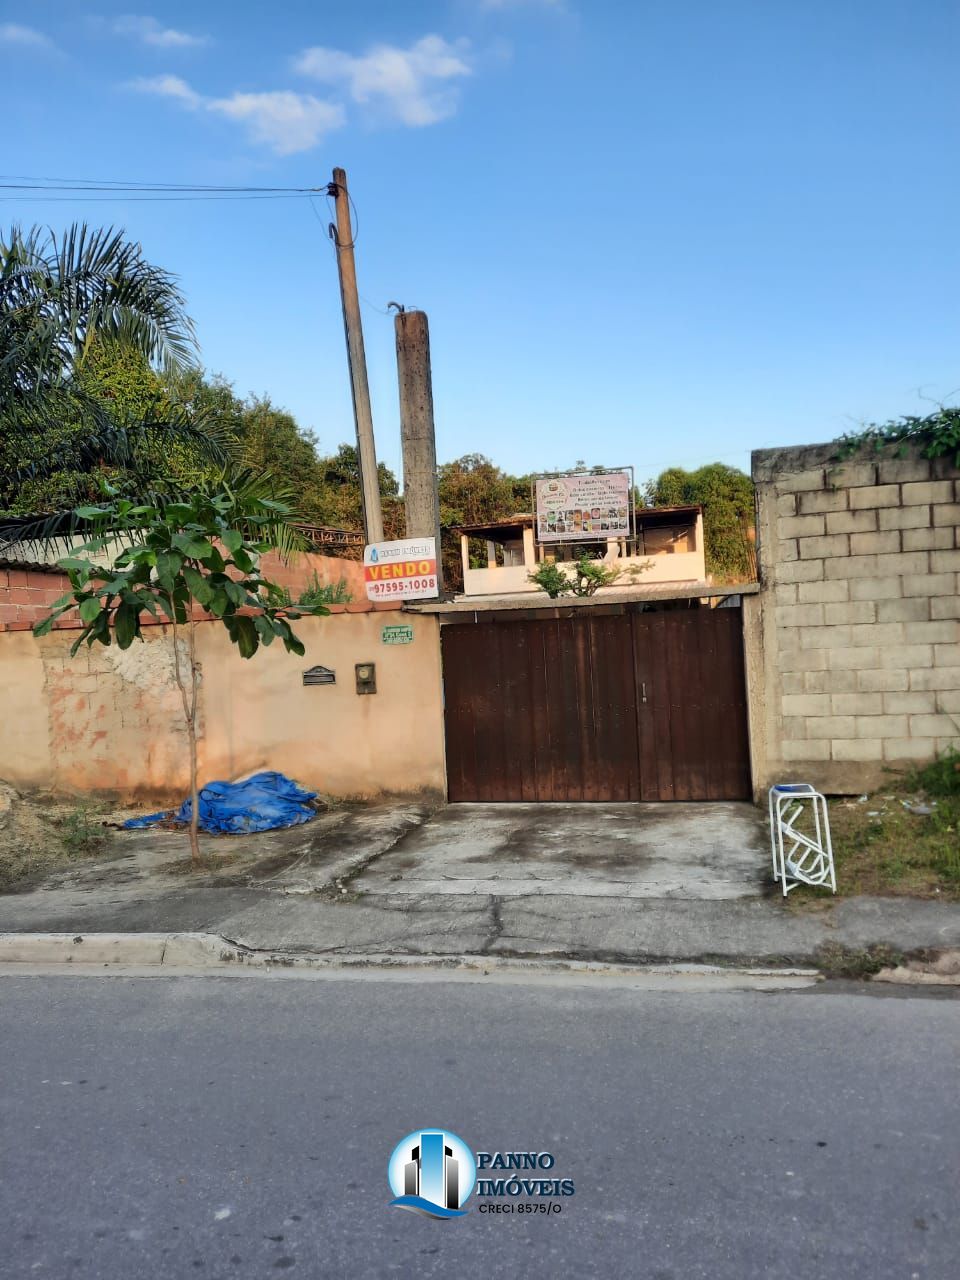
[815,942,906,979]
[789,750,960,902]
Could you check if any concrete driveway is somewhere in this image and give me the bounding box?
[354,802,770,900]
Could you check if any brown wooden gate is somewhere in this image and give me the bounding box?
[441,606,751,802]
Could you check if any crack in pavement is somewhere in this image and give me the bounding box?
[481,896,503,954]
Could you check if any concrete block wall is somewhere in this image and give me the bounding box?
[749,442,960,793]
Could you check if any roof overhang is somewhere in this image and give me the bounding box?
[452,514,534,539]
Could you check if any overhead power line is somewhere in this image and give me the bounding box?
[0,176,325,202]
[0,193,320,203]
[0,175,323,192]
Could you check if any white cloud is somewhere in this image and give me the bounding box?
[129,73,203,107]
[0,23,55,49]
[112,15,208,49]
[208,92,345,155]
[294,34,471,126]
[129,76,344,154]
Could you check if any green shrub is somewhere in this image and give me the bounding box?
[529,554,628,599]
[271,574,353,609]
[59,805,105,855]
[528,561,572,598]
[912,748,960,798]
[297,573,352,607]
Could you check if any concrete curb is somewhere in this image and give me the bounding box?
[0,932,823,987]
[0,932,233,967]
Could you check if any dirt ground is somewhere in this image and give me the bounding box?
[4,765,958,904]
[824,790,960,899]
[0,781,296,893]
[0,783,136,892]
[0,783,436,899]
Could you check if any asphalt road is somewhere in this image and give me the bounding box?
[0,972,957,1280]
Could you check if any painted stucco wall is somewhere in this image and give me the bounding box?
[196,611,445,798]
[750,442,960,794]
[1,611,445,802]
[0,630,53,788]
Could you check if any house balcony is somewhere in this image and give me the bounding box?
[454,507,709,601]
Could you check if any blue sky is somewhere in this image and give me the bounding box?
[2,1,958,490]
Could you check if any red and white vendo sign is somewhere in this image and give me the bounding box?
[363,537,439,602]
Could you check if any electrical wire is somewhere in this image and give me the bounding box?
[359,295,394,317]
[309,194,332,232]
[322,182,360,249]
[4,172,392,318]
[0,193,322,202]
[309,186,359,251]
[0,176,324,194]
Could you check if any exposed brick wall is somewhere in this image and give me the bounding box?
[41,631,192,797]
[258,550,366,600]
[751,443,960,792]
[0,568,73,630]
[0,551,378,634]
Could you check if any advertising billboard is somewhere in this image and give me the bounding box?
[534,471,632,543]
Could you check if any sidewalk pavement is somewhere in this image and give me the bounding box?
[0,801,958,972]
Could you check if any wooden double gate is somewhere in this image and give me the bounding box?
[441,606,752,803]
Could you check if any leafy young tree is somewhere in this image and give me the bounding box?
[34,485,328,864]
[644,462,755,581]
[75,338,169,416]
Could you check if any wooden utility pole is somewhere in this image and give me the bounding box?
[394,308,443,590]
[328,167,384,545]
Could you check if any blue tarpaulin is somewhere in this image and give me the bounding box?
[124,771,319,835]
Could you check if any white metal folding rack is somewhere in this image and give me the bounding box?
[768,783,836,896]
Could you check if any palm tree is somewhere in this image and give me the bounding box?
[0,224,228,548]
[1,223,195,398]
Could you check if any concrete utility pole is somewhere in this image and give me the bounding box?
[328,167,384,545]
[394,307,443,591]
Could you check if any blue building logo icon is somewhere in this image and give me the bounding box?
[387,1130,476,1219]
